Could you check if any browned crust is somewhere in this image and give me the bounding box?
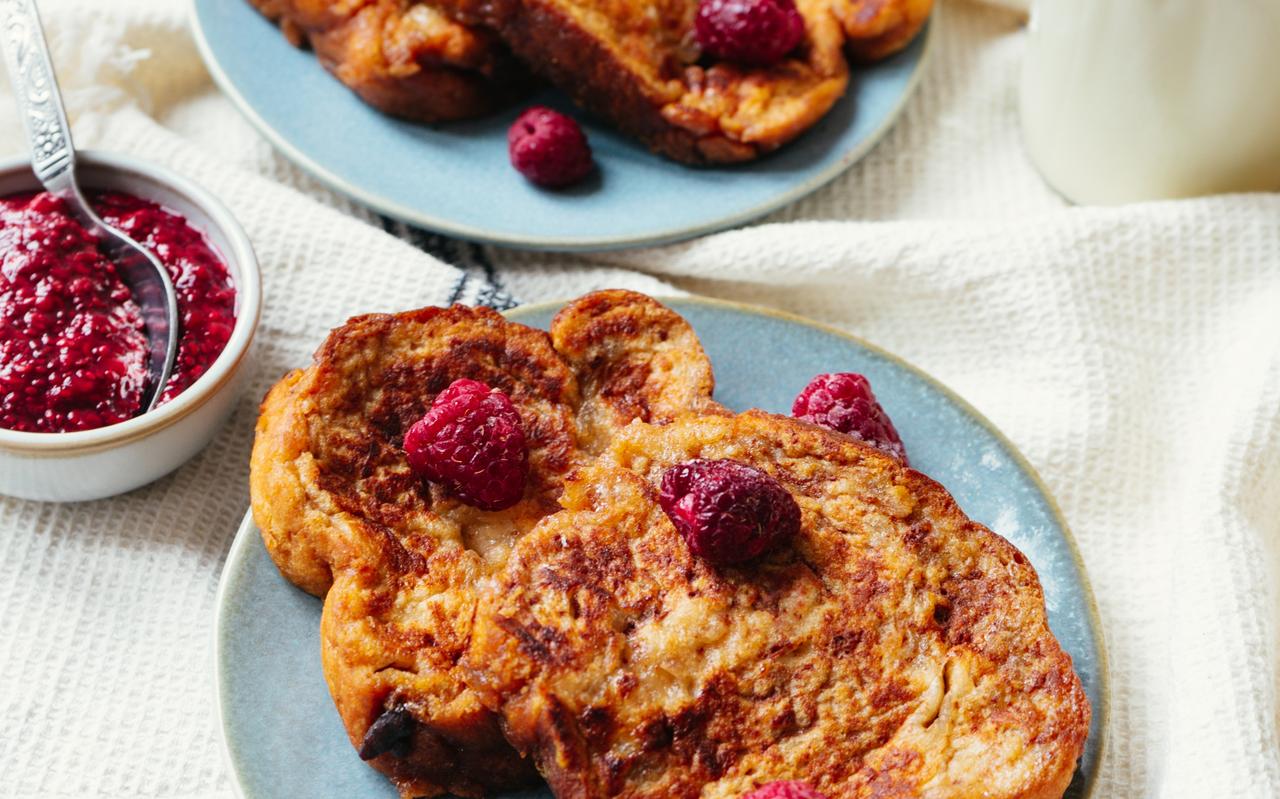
[251,304,581,796]
[247,0,529,122]
[248,0,931,160]
[832,0,935,62]
[442,0,849,163]
[464,410,1090,799]
[319,562,541,797]
[551,289,726,448]
[249,293,719,797]
[247,292,1088,799]
[250,366,342,597]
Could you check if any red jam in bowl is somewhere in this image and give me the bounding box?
[0,191,236,433]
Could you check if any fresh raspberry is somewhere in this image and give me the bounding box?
[659,459,800,565]
[403,378,528,511]
[508,106,595,188]
[695,0,806,67]
[740,782,829,799]
[792,373,908,464]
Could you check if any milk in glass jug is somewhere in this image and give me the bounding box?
[1020,0,1280,204]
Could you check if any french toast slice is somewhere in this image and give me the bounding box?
[830,0,934,62]
[250,306,576,796]
[248,0,528,121]
[551,289,723,450]
[440,0,850,163]
[464,411,1090,799]
[249,0,931,160]
[249,292,716,797]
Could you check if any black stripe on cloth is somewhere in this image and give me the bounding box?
[467,244,518,310]
[376,215,519,310]
[446,272,469,304]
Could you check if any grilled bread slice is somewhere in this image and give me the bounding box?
[249,292,717,797]
[831,0,934,61]
[248,0,528,121]
[550,289,722,451]
[440,0,850,163]
[464,411,1090,799]
[250,306,576,796]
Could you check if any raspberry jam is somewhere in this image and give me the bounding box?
[0,191,236,433]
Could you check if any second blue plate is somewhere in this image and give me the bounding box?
[216,297,1107,799]
[190,2,933,251]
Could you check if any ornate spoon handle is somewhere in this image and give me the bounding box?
[0,0,181,413]
[0,0,77,195]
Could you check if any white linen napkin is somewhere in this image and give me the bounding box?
[0,1,1277,798]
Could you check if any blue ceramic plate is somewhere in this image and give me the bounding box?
[215,298,1107,798]
[190,1,933,251]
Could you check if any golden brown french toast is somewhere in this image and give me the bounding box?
[441,0,850,162]
[249,307,573,796]
[464,411,1090,799]
[831,0,934,61]
[248,0,931,161]
[249,292,716,797]
[248,0,528,121]
[550,289,722,450]
[250,291,1084,799]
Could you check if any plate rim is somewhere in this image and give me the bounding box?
[187,0,938,252]
[213,509,266,799]
[214,294,1109,798]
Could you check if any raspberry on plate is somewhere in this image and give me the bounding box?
[659,458,800,565]
[695,0,806,67]
[741,782,829,799]
[403,378,529,511]
[792,372,908,464]
[508,106,595,188]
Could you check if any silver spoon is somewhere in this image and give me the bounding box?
[0,0,178,413]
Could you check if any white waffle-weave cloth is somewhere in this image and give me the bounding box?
[0,1,1277,797]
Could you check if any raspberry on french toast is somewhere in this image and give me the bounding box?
[463,411,1090,799]
[249,292,717,797]
[442,0,851,163]
[250,306,578,796]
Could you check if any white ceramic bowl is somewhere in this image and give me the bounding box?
[0,151,262,502]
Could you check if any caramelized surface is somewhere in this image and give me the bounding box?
[248,0,527,121]
[831,0,935,62]
[465,412,1089,799]
[249,292,715,797]
[248,292,1086,799]
[249,0,932,161]
[443,0,850,162]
